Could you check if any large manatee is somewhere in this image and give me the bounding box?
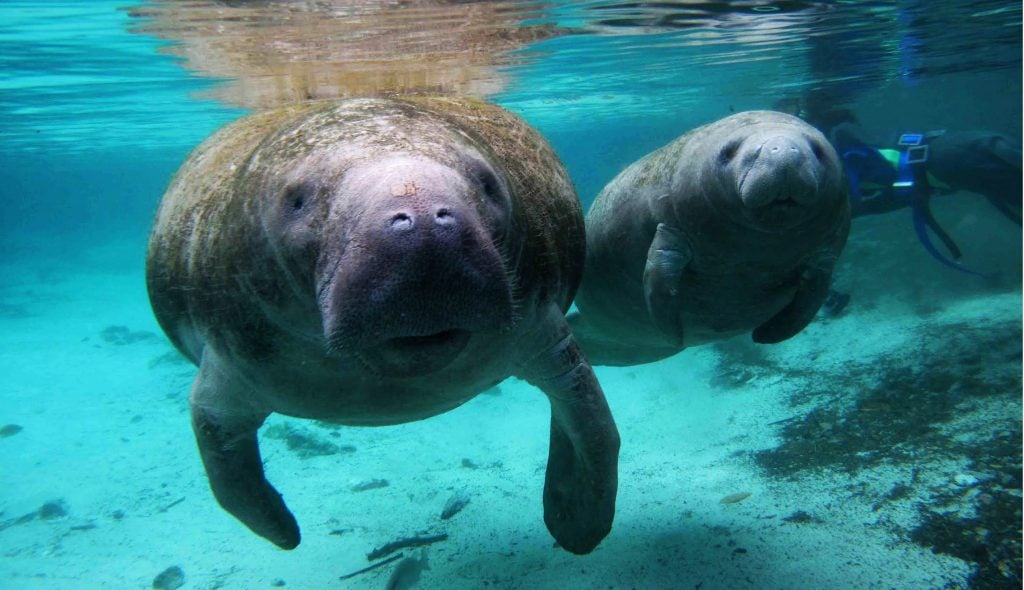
[571,111,850,366]
[146,96,619,554]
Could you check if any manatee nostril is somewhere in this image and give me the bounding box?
[768,142,799,155]
[390,212,413,230]
[435,207,455,226]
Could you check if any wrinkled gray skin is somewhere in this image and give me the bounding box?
[146,97,619,554]
[572,111,850,366]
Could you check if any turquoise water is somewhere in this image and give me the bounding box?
[0,2,1021,589]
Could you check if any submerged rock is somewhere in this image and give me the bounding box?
[0,424,22,438]
[38,500,68,520]
[152,565,184,590]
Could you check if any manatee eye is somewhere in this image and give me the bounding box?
[466,155,510,209]
[477,166,502,200]
[283,183,312,212]
[719,140,741,164]
[461,153,512,236]
[810,140,828,162]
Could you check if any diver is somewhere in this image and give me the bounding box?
[778,98,1022,316]
[833,123,1021,270]
[824,122,1021,317]
[775,0,1022,316]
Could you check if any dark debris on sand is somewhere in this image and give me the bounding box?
[749,319,1022,589]
[754,321,1020,475]
[910,430,1022,590]
[100,325,159,346]
[263,422,356,459]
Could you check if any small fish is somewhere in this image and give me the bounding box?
[719,492,752,505]
[351,478,389,492]
[385,550,429,590]
[440,490,470,520]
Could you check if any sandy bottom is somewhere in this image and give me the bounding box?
[0,236,1020,590]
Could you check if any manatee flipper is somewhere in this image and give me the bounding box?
[565,308,598,350]
[190,353,300,550]
[518,306,619,554]
[643,222,692,346]
[752,253,835,344]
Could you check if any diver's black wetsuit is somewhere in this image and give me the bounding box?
[818,122,1021,316]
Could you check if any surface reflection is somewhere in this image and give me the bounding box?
[128,0,565,108]
[127,1,1020,113]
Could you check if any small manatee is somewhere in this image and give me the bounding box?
[572,110,850,366]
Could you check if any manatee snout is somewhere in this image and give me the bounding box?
[319,158,515,373]
[738,134,825,209]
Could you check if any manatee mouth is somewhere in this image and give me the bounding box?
[383,329,469,353]
[771,195,802,208]
[351,329,472,377]
[739,173,816,210]
[732,172,820,230]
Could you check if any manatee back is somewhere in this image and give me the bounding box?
[578,120,716,334]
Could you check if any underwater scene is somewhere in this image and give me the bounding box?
[1,1,1021,589]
